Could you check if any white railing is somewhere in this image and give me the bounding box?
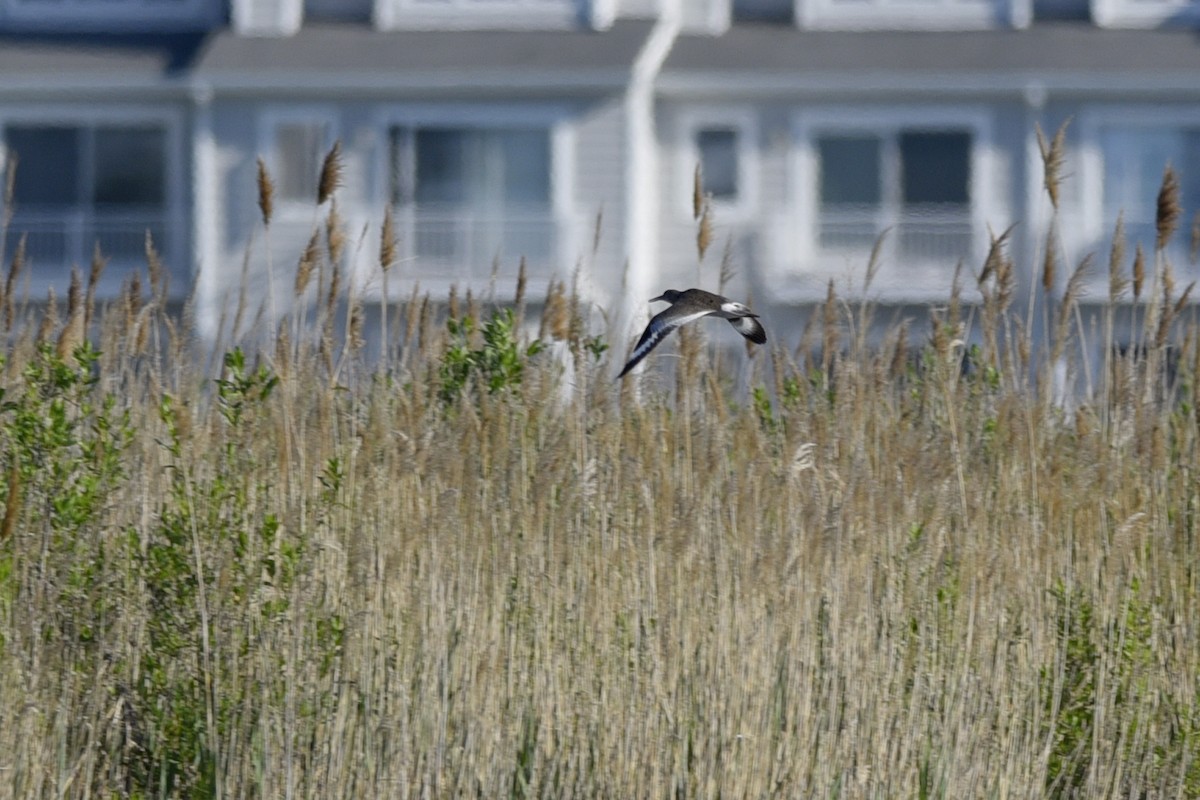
[4,211,175,285]
[768,210,982,301]
[392,208,572,285]
[818,212,976,265]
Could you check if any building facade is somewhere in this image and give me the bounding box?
[0,0,1198,345]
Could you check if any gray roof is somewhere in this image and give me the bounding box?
[191,20,652,89]
[0,32,204,78]
[662,21,1200,91]
[0,21,653,91]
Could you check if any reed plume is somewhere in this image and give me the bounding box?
[256,157,274,227]
[318,140,343,206]
[1156,165,1182,252]
[1036,120,1069,211]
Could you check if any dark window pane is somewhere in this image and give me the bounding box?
[7,126,81,208]
[499,129,550,205]
[415,128,467,205]
[900,131,970,206]
[389,126,414,206]
[697,127,739,200]
[275,122,326,203]
[818,136,881,206]
[94,126,166,207]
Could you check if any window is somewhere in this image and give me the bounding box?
[1100,126,1200,260]
[389,125,555,267]
[3,122,171,276]
[680,111,757,219]
[267,118,336,207]
[1091,0,1200,27]
[815,128,973,262]
[376,0,586,29]
[697,128,740,202]
[797,0,1030,29]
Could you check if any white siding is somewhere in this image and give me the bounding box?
[232,0,303,36]
[570,97,630,305]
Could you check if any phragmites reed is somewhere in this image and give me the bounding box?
[1155,266,1185,349]
[1191,211,1200,264]
[1108,212,1128,302]
[325,264,341,324]
[592,208,604,256]
[697,199,713,262]
[541,279,570,341]
[1132,243,1146,302]
[978,223,1012,286]
[514,256,527,320]
[718,238,736,294]
[1042,219,1058,294]
[1156,165,1182,252]
[692,162,704,221]
[1036,120,1069,211]
[317,140,343,206]
[864,228,888,293]
[1053,253,1092,362]
[404,285,421,351]
[348,296,365,352]
[417,292,432,352]
[979,226,1016,362]
[325,201,346,267]
[466,288,481,329]
[145,230,167,304]
[3,151,16,227]
[36,287,57,345]
[448,284,460,321]
[5,233,26,332]
[379,206,397,273]
[1174,280,1195,321]
[891,318,910,380]
[256,157,274,227]
[948,259,963,329]
[295,229,320,297]
[86,241,106,330]
[821,279,838,377]
[56,267,85,359]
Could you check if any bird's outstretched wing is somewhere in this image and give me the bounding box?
[617,307,711,378]
[729,315,767,344]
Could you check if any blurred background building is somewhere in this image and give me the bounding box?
[0,0,1198,347]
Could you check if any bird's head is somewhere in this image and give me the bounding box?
[650,289,682,304]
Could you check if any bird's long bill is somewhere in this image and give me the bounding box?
[649,293,667,303]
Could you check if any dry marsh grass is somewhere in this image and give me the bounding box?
[0,144,1198,799]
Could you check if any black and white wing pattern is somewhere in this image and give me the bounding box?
[728,315,767,344]
[617,307,712,378]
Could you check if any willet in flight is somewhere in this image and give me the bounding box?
[618,288,766,378]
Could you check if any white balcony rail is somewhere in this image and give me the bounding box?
[4,211,175,290]
[818,210,976,265]
[768,209,982,301]
[391,208,573,286]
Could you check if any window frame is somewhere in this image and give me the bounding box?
[1090,0,1200,27]
[677,108,759,223]
[375,0,592,30]
[787,106,997,297]
[0,104,187,296]
[372,104,575,285]
[1077,107,1200,272]
[256,106,341,217]
[794,0,1031,30]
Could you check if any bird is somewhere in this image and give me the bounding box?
[617,288,766,378]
